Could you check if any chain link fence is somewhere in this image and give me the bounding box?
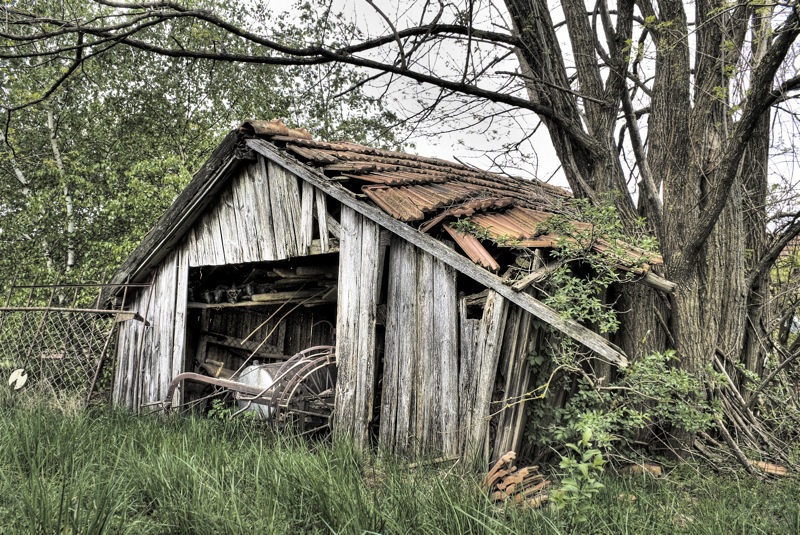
[0,283,147,403]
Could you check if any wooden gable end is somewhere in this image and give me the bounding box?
[184,157,325,267]
[113,156,339,410]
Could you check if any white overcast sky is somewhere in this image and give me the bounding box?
[318,0,569,188]
[266,0,798,197]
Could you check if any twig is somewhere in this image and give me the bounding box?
[715,417,760,476]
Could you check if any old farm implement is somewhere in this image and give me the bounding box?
[163,345,337,435]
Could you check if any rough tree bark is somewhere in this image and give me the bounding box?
[502,0,798,397]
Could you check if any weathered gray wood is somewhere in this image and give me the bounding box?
[189,211,211,266]
[433,255,460,456]
[464,290,508,464]
[227,173,252,261]
[334,206,381,450]
[155,252,178,404]
[248,138,628,367]
[512,325,539,454]
[379,239,401,450]
[378,238,460,456]
[300,181,315,256]
[129,281,155,410]
[116,301,135,407]
[196,207,227,266]
[458,297,480,455]
[642,271,677,293]
[252,156,278,260]
[185,227,200,268]
[188,216,206,267]
[315,188,330,253]
[492,306,536,459]
[326,213,342,238]
[334,206,361,444]
[142,278,157,407]
[284,172,305,254]
[510,260,565,292]
[129,322,143,408]
[355,212,380,446]
[112,318,129,405]
[216,184,243,264]
[393,239,418,452]
[171,247,189,407]
[417,250,435,450]
[231,167,263,262]
[310,239,338,255]
[251,289,332,303]
[267,161,303,258]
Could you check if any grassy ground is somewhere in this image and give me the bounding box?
[0,397,797,534]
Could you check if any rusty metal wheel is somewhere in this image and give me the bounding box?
[270,345,337,436]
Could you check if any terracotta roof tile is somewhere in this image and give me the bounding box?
[444,225,501,271]
[248,122,661,275]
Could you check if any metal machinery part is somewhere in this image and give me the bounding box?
[164,345,337,436]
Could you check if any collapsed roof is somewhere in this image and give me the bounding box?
[241,120,663,275]
[108,120,673,367]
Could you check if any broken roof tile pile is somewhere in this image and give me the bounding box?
[241,120,663,275]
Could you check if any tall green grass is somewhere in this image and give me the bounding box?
[0,396,797,534]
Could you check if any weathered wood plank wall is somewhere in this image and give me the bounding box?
[113,290,148,407]
[114,156,337,409]
[492,305,537,460]
[112,150,537,465]
[112,248,188,409]
[460,290,508,463]
[379,238,459,456]
[334,206,381,449]
[186,158,307,267]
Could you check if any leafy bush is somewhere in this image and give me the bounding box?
[550,426,606,525]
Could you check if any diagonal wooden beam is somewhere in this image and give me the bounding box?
[247,138,628,368]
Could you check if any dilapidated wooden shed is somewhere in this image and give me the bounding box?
[107,120,667,463]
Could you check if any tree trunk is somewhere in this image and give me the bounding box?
[504,0,777,411]
[47,108,76,273]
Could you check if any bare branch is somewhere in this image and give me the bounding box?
[681,5,800,272]
[363,0,408,70]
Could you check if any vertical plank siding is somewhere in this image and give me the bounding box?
[185,157,334,267]
[458,299,480,455]
[115,158,338,411]
[231,169,263,261]
[492,306,536,460]
[460,290,509,463]
[315,189,330,253]
[434,254,460,456]
[170,247,189,407]
[334,206,381,449]
[215,181,244,264]
[381,239,417,452]
[112,153,534,465]
[299,180,315,255]
[380,237,459,456]
[251,157,278,260]
[112,249,187,409]
[267,160,303,259]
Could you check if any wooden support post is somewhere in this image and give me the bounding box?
[462,290,508,464]
[334,206,381,450]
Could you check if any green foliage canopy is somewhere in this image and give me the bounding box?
[0,0,402,283]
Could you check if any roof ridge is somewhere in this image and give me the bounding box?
[239,119,570,198]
